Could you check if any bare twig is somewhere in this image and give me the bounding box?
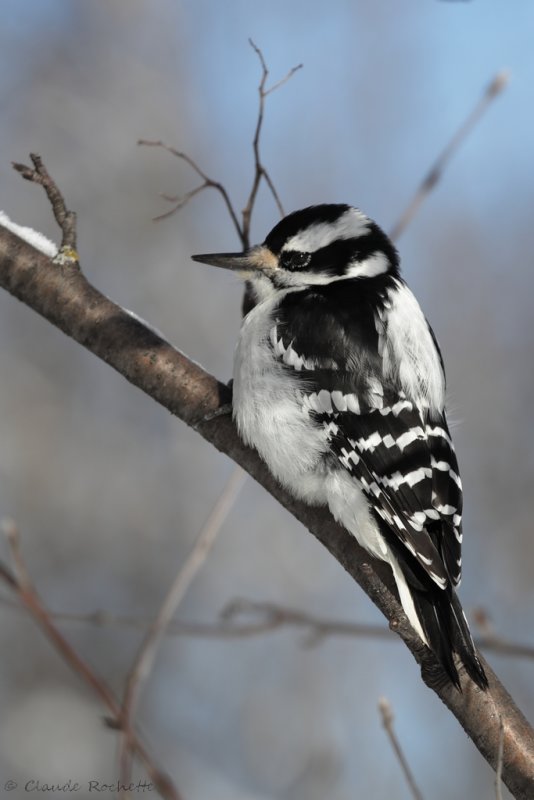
[0,526,181,800]
[221,598,392,644]
[379,697,425,800]
[241,39,302,245]
[140,43,300,317]
[117,466,247,794]
[2,595,534,662]
[137,139,244,242]
[220,600,534,659]
[389,70,509,241]
[139,43,301,253]
[12,153,78,257]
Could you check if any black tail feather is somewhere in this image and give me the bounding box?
[410,579,488,690]
[379,520,487,689]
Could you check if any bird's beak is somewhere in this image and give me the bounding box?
[191,250,256,271]
[191,246,277,274]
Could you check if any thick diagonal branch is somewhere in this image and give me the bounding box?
[1,226,534,799]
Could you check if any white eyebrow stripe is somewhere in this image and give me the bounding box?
[284,208,370,252]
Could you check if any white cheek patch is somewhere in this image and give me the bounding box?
[345,252,389,279]
[284,207,370,252]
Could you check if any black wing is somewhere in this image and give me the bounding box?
[273,281,463,588]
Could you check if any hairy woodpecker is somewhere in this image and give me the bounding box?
[193,204,487,690]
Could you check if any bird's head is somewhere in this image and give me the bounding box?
[192,204,399,299]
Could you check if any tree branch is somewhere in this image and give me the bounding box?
[389,70,509,241]
[138,42,302,254]
[137,139,245,242]
[242,40,302,241]
[1,218,534,799]
[12,153,79,259]
[379,697,424,800]
[2,594,534,660]
[0,520,180,800]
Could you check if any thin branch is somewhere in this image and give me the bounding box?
[389,70,509,242]
[3,164,534,799]
[117,466,247,794]
[378,697,425,800]
[153,184,209,222]
[137,139,244,245]
[221,600,534,660]
[2,595,534,661]
[264,64,304,97]
[0,524,181,800]
[241,40,302,245]
[139,44,300,318]
[139,45,301,252]
[12,153,78,257]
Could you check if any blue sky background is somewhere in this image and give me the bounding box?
[1,3,533,799]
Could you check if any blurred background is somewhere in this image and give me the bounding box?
[0,1,533,798]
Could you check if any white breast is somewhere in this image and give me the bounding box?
[232,296,394,589]
[232,295,329,504]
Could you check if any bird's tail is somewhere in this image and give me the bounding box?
[390,555,487,690]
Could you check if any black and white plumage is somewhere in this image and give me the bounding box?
[193,204,487,690]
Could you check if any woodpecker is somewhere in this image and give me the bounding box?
[193,204,487,690]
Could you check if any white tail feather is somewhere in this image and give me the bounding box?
[389,555,429,645]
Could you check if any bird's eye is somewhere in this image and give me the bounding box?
[279,251,311,271]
